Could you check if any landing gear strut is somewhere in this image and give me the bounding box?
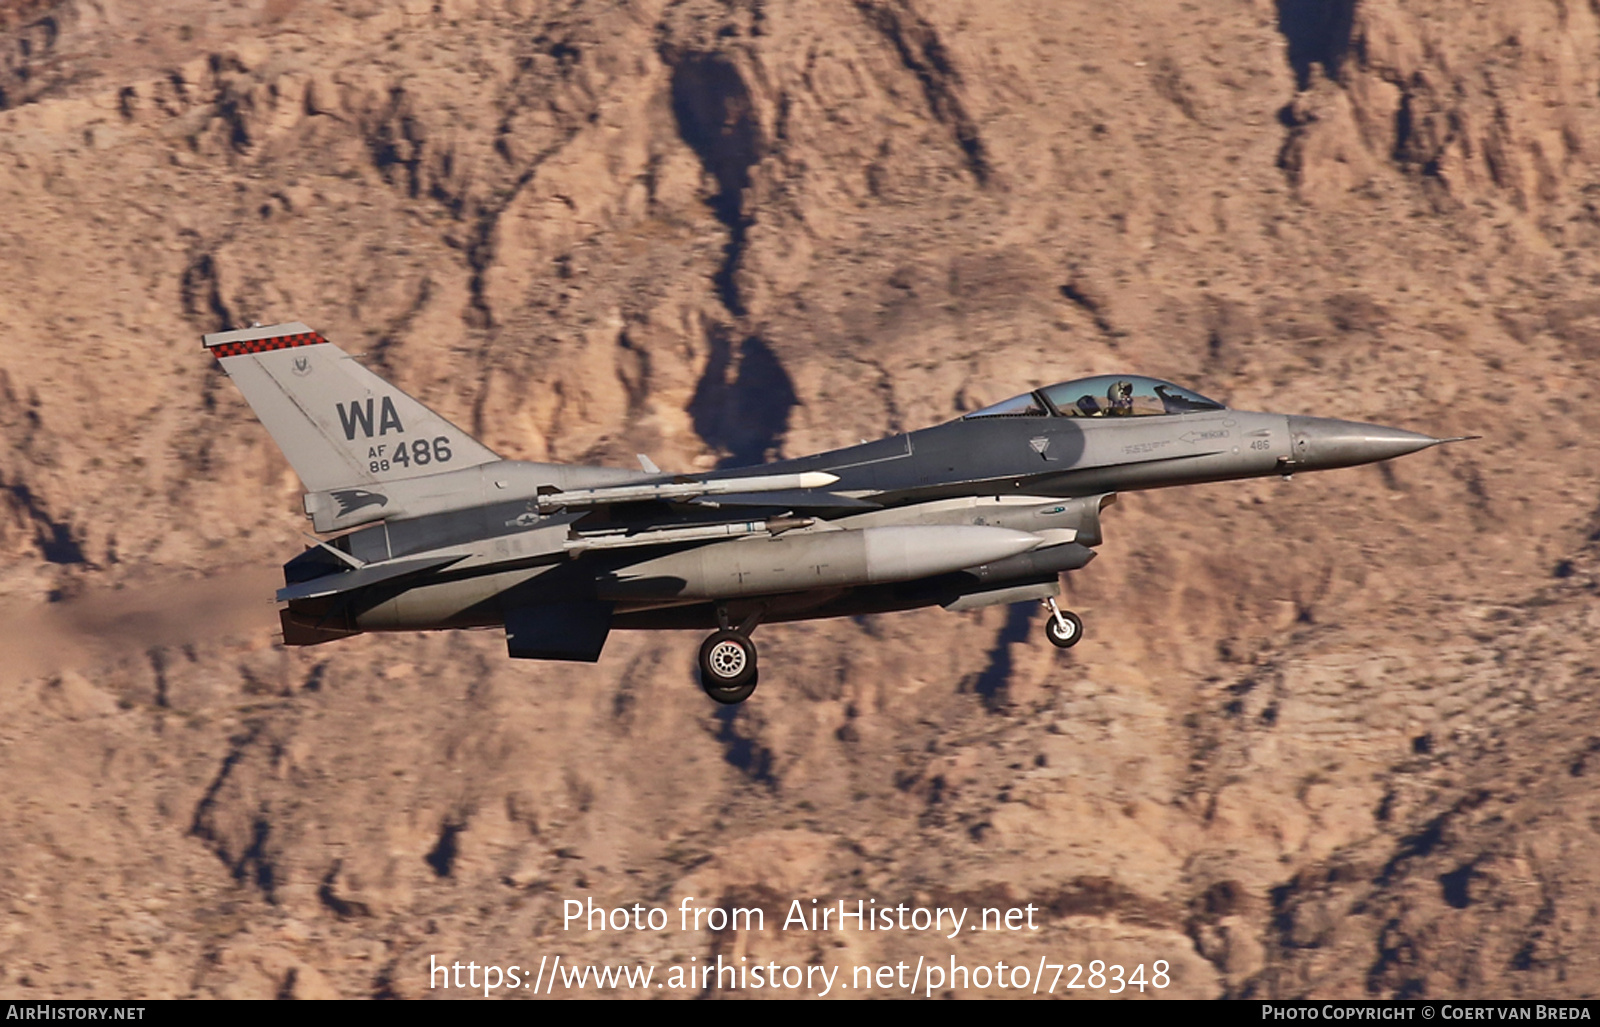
[1043,596,1084,649]
[698,607,762,704]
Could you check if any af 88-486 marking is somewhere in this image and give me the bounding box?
[363,437,453,474]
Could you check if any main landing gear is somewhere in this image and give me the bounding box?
[698,607,763,704]
[1043,596,1084,649]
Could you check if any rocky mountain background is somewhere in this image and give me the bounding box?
[1,0,1598,999]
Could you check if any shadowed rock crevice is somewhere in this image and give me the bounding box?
[1276,0,1358,90]
[387,35,599,329]
[855,0,990,184]
[148,647,169,708]
[2,476,85,565]
[180,251,232,333]
[318,860,372,919]
[211,73,256,154]
[235,816,278,900]
[1438,862,1476,909]
[1388,85,1457,189]
[364,87,427,199]
[371,962,400,1000]
[189,733,255,851]
[425,818,465,877]
[365,277,435,376]
[1367,917,1425,998]
[689,331,797,468]
[0,5,65,111]
[1059,280,1120,340]
[458,119,588,328]
[189,723,285,902]
[666,50,763,315]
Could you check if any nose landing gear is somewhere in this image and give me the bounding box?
[1043,596,1084,649]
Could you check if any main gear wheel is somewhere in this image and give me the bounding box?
[698,629,759,703]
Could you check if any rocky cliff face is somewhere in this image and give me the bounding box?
[1,0,1597,999]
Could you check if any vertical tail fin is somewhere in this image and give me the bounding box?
[203,322,499,493]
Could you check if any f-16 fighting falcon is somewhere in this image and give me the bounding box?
[205,322,1473,704]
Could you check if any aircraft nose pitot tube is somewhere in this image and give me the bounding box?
[1285,416,1443,472]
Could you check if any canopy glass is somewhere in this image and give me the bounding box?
[964,375,1226,420]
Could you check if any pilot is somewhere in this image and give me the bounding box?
[1107,380,1135,416]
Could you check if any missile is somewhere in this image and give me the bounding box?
[564,516,815,552]
[537,471,841,511]
[306,467,842,533]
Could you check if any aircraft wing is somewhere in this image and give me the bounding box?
[276,553,466,602]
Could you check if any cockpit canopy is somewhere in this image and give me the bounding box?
[963,375,1225,420]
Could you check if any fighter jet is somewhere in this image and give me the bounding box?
[205,322,1471,703]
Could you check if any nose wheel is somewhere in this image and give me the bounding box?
[1043,597,1084,649]
[698,629,759,704]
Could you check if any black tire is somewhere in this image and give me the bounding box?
[1044,609,1084,649]
[698,630,759,703]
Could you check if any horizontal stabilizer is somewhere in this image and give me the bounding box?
[276,553,465,602]
[691,490,880,510]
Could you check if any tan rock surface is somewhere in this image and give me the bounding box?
[1,0,1598,999]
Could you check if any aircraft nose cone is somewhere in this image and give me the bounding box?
[1287,416,1443,471]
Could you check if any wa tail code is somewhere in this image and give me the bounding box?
[336,396,405,440]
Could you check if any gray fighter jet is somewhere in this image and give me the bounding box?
[206,322,1470,703]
